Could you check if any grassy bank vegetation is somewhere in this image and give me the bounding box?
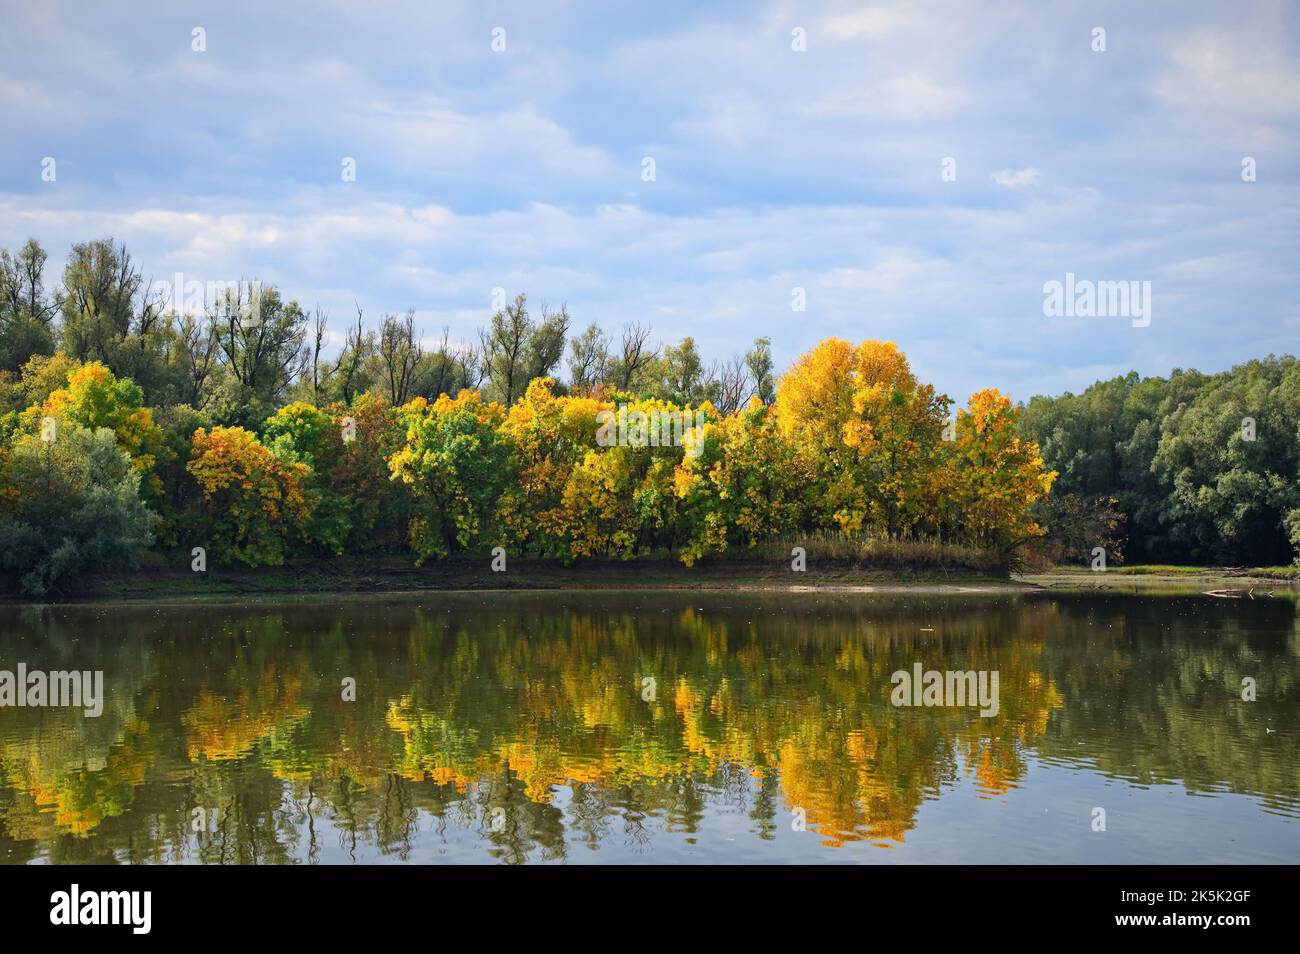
[1,534,1014,603]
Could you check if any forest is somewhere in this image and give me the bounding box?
[1020,356,1300,567]
[0,236,1296,595]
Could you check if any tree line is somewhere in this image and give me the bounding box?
[3,234,1293,595]
[1019,356,1300,567]
[0,238,777,425]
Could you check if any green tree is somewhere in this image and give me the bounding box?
[208,285,308,427]
[1021,355,1300,565]
[0,426,155,596]
[567,322,609,393]
[658,337,712,406]
[388,391,513,560]
[412,326,483,401]
[262,401,351,555]
[479,294,569,406]
[744,336,775,405]
[0,239,57,371]
[56,239,183,401]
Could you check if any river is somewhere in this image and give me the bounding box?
[1,589,1296,864]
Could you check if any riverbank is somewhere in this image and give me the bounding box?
[1023,565,1300,594]
[3,554,1297,603]
[1,554,1027,603]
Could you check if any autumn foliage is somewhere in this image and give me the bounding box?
[773,339,1053,549]
[388,389,513,561]
[22,361,169,500]
[187,426,311,565]
[2,338,1056,582]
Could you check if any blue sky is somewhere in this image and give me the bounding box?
[1,0,1297,403]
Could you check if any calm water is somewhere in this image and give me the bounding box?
[0,590,1297,864]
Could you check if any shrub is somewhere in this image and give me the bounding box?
[0,426,155,595]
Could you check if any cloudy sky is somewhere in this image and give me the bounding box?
[1,0,1297,403]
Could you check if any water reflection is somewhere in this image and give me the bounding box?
[0,591,1297,863]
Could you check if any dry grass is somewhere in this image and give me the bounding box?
[728,531,1006,574]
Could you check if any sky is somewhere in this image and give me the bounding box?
[1,0,1297,404]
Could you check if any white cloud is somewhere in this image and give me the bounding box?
[819,5,919,42]
[809,75,969,120]
[1151,27,1300,119]
[991,168,1042,189]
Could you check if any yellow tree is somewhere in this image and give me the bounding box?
[497,378,610,557]
[22,360,169,501]
[673,398,808,564]
[775,339,949,536]
[951,388,1056,550]
[560,396,693,559]
[387,390,512,560]
[187,426,312,565]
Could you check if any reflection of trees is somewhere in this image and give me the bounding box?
[0,718,152,841]
[0,592,1295,862]
[1034,596,1300,814]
